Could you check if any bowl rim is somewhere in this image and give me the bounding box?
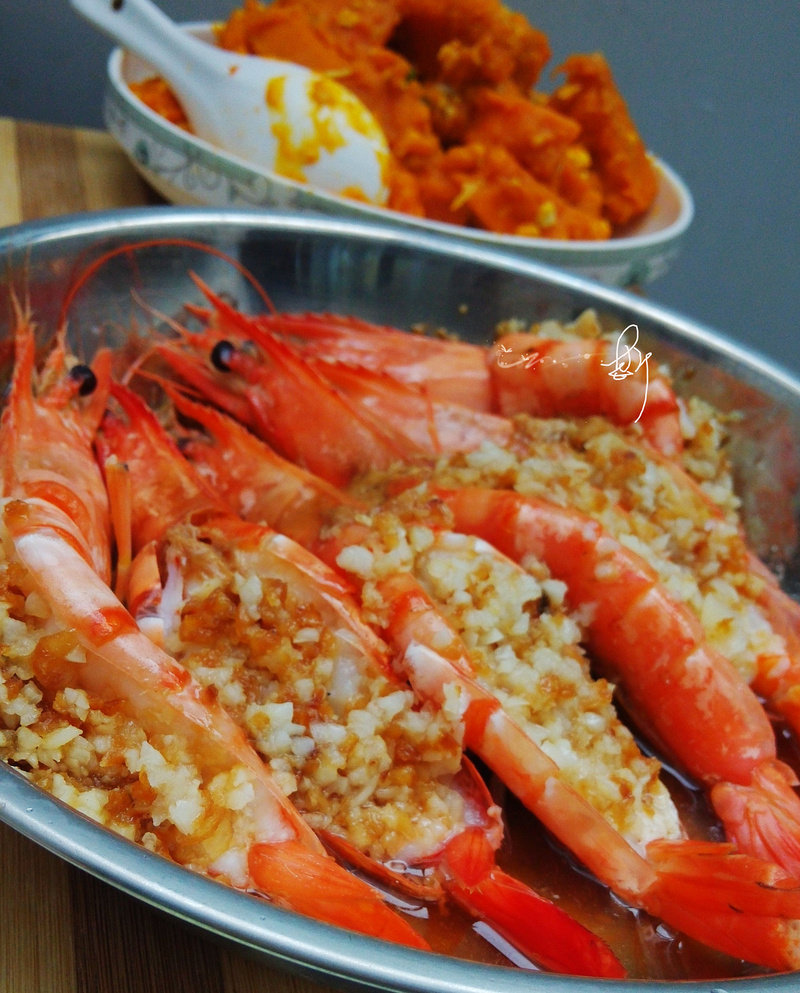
[0,205,798,993]
[105,24,695,258]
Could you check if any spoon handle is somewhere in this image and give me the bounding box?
[70,0,221,82]
[71,0,390,204]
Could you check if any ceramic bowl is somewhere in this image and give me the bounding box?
[103,24,694,289]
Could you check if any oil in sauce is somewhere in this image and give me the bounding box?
[393,738,797,982]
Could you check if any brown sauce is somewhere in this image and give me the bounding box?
[393,731,800,981]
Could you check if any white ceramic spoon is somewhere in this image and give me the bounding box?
[70,0,390,204]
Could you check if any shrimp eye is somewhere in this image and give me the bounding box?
[211,339,235,372]
[70,364,98,396]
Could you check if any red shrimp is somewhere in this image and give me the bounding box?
[154,294,512,488]
[94,382,626,978]
[158,385,800,972]
[151,325,800,871]
[161,281,682,458]
[227,304,682,456]
[0,298,113,581]
[435,486,800,868]
[368,565,800,972]
[491,417,800,869]
[0,307,429,951]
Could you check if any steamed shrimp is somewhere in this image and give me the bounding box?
[420,415,800,870]
[179,290,682,457]
[153,288,800,765]
[93,381,626,977]
[135,284,800,968]
[14,247,800,979]
[161,380,800,973]
[0,303,428,950]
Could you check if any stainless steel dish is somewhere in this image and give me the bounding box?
[1,207,799,992]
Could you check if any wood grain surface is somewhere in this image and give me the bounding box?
[0,116,350,993]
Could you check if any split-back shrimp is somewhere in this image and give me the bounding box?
[422,415,800,871]
[0,306,429,951]
[171,394,679,847]
[152,290,800,798]
[271,309,680,456]
[94,381,626,978]
[158,378,800,972]
[176,286,682,457]
[31,246,800,977]
[139,292,796,960]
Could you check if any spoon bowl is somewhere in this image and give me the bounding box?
[70,0,390,204]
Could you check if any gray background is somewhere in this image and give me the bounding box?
[2,1,799,374]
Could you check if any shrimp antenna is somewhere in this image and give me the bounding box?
[58,237,277,329]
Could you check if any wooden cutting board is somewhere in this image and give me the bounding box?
[0,116,158,225]
[0,116,344,993]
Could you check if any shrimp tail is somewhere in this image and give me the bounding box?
[439,828,626,978]
[247,842,429,950]
[645,839,800,972]
[317,763,626,976]
[712,761,800,878]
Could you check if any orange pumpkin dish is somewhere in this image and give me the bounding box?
[130,0,658,240]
